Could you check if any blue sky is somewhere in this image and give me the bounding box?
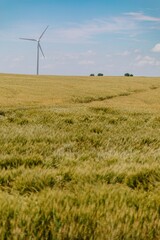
[1,0,160,76]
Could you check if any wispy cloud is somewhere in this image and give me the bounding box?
[152,43,160,52]
[49,16,137,43]
[48,12,160,44]
[135,55,160,66]
[78,60,95,65]
[115,50,131,56]
[124,12,160,22]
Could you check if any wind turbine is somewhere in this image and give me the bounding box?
[20,26,49,75]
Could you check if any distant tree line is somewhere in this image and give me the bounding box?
[124,73,134,77]
[90,73,134,77]
[90,73,104,76]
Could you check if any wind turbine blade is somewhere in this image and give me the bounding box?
[39,25,49,40]
[19,38,37,42]
[39,43,45,58]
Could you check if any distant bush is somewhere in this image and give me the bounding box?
[124,73,134,77]
[90,74,95,76]
[124,73,130,77]
[97,73,103,76]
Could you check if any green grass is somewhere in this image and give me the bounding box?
[0,74,160,239]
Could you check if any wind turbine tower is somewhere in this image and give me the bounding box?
[20,26,49,75]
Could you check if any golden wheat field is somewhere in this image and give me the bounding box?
[0,74,160,111]
[0,73,160,239]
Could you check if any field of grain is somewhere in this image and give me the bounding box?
[0,74,160,239]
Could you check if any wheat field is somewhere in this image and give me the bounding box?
[0,74,160,239]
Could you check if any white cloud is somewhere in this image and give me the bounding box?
[134,49,141,54]
[12,56,24,62]
[115,50,131,56]
[152,43,160,52]
[49,16,137,43]
[135,55,160,66]
[85,50,96,56]
[46,12,160,44]
[124,12,160,22]
[78,60,95,65]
